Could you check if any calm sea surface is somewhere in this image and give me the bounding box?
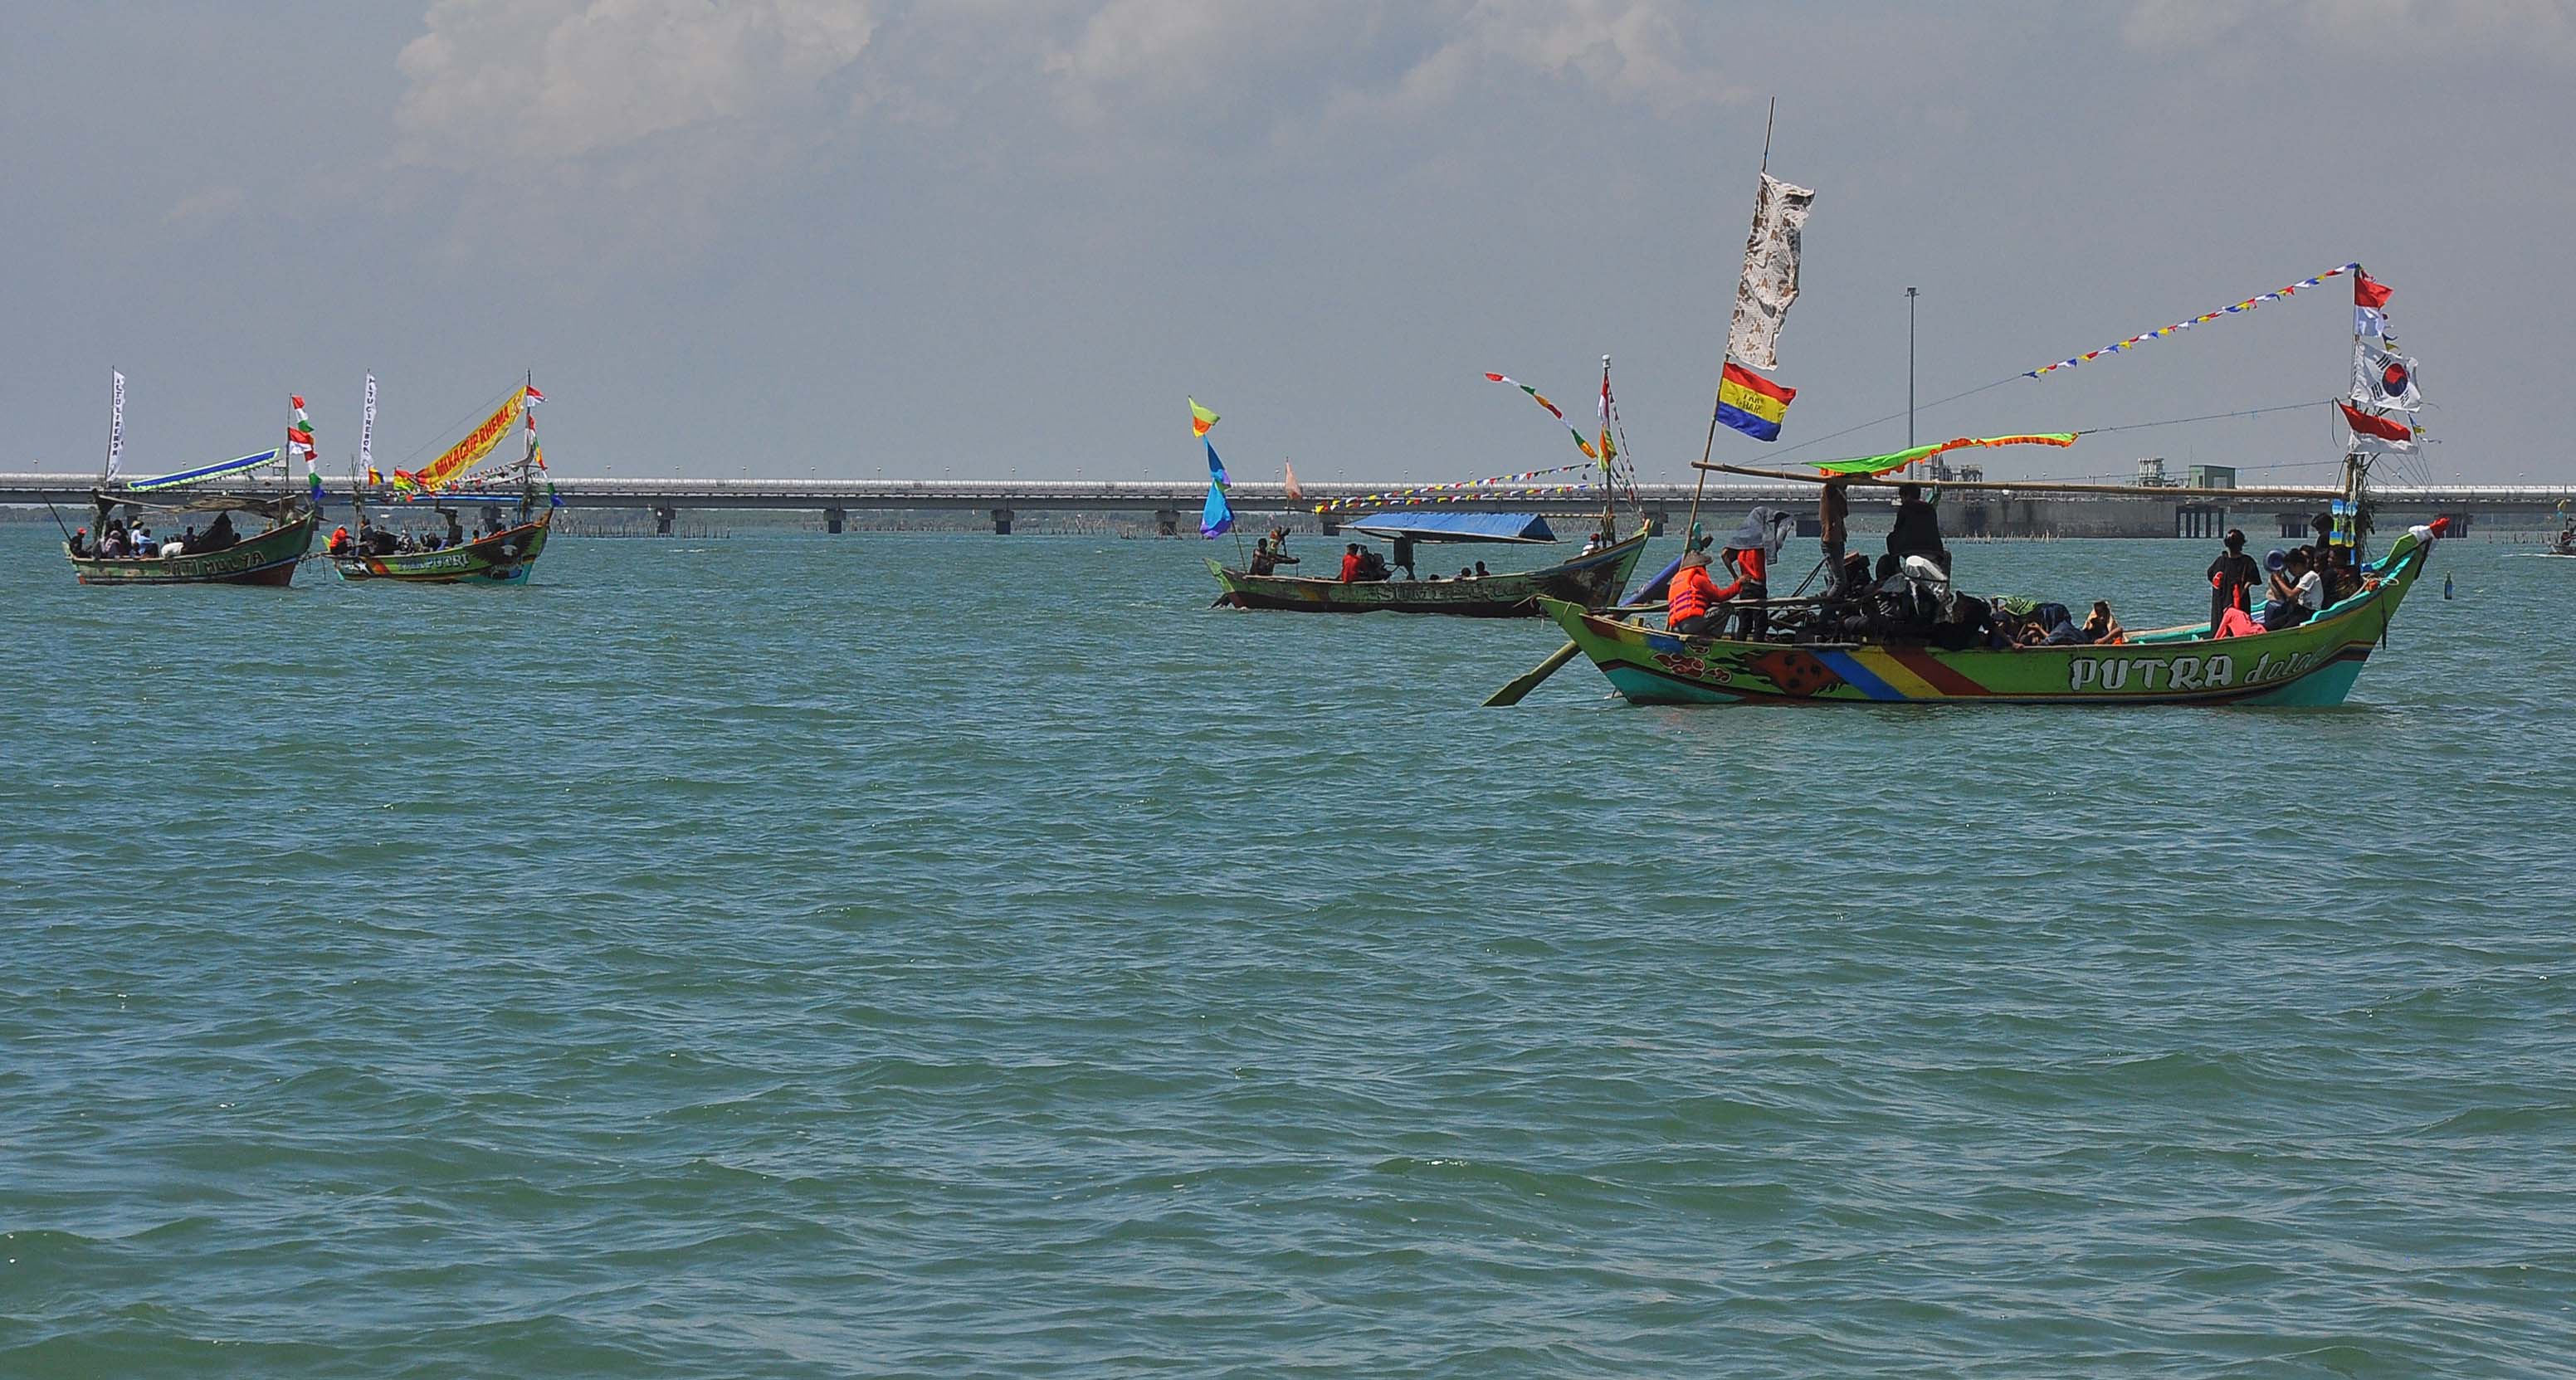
[3,524,2571,1378]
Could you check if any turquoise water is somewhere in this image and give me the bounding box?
[4,526,2572,1378]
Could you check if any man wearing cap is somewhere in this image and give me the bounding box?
[2206,529,2259,638]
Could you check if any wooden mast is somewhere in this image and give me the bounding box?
[1682,98,1775,550]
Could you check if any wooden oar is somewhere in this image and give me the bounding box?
[1484,640,1582,707]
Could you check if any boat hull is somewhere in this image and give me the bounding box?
[333,514,549,585]
[1212,532,1649,617]
[66,512,317,586]
[1541,528,2435,707]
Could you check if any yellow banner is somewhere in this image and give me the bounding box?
[417,388,526,491]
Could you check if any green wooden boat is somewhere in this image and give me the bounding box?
[66,500,317,587]
[1213,529,1649,617]
[332,509,551,585]
[1539,523,2442,706]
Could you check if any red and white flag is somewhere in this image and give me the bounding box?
[524,384,546,405]
[2339,401,2415,452]
[2353,269,2393,338]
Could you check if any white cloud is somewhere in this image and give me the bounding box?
[395,0,878,169]
[163,185,250,230]
[2125,0,2576,64]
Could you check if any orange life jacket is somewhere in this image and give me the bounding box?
[1668,564,1718,624]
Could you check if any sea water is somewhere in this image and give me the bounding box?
[3,527,2571,1377]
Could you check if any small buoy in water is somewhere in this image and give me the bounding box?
[2444,573,2455,600]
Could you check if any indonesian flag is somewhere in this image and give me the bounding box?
[287,395,317,458]
[2354,268,2393,338]
[524,384,546,406]
[2340,400,2415,451]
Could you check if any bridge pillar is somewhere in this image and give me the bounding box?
[482,504,505,532]
[2437,510,2472,537]
[655,504,676,536]
[992,507,1014,535]
[1641,509,1668,536]
[1155,506,1179,537]
[2176,504,2223,539]
[825,506,846,534]
[1319,514,1339,536]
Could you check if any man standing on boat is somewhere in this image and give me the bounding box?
[1250,529,1298,577]
[1818,477,1851,593]
[2206,529,2259,636]
[1887,484,1948,573]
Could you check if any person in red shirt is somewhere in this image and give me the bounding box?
[1708,544,1770,637]
[1339,544,1364,583]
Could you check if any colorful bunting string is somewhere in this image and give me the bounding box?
[2025,263,2359,379]
[1318,482,1594,514]
[1484,372,1598,458]
[1315,461,1601,514]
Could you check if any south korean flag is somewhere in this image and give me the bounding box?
[2351,343,2423,412]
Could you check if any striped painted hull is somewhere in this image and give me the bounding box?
[333,515,549,585]
[1543,530,2434,708]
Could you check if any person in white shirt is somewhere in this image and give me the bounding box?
[2262,548,2323,631]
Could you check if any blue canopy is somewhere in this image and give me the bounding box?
[1345,510,1558,544]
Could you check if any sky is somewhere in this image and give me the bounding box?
[4,0,2570,486]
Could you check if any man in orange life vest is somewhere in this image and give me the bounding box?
[1666,551,1723,634]
[1339,543,1364,583]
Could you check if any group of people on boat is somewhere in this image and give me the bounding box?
[68,510,242,560]
[329,514,507,558]
[1657,482,2384,651]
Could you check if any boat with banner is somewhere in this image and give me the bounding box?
[61,378,319,586]
[329,375,557,585]
[1490,111,2447,707]
[1208,358,1653,617]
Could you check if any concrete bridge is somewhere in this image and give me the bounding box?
[3,473,2566,539]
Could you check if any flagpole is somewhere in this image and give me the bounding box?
[1681,98,1774,552]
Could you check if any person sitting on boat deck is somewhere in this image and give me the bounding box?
[1455,567,1471,580]
[1666,550,1725,635]
[2082,600,2127,645]
[1249,529,1298,577]
[2263,548,2324,630]
[1580,529,1606,555]
[68,527,90,558]
[1474,560,1490,578]
[130,522,154,554]
[1931,594,1998,651]
[328,525,353,556]
[1339,544,1364,583]
[1886,483,1949,573]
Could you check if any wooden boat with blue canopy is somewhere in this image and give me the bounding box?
[63,441,318,587]
[1211,510,1649,617]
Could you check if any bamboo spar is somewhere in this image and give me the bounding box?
[1692,461,2343,501]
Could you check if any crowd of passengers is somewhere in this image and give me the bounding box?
[327,516,510,558]
[1664,482,2380,648]
[67,511,246,559]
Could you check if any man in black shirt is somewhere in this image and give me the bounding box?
[2206,528,2259,636]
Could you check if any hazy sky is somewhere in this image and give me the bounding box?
[6,1,2569,485]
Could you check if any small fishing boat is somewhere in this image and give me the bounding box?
[1210,356,1653,616]
[1212,515,1648,617]
[66,490,317,586]
[60,379,319,586]
[1539,520,2442,705]
[333,375,557,585]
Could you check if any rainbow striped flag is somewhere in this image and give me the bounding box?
[1715,363,1795,442]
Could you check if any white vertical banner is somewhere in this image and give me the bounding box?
[107,370,126,478]
[1727,172,1817,373]
[360,373,378,471]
